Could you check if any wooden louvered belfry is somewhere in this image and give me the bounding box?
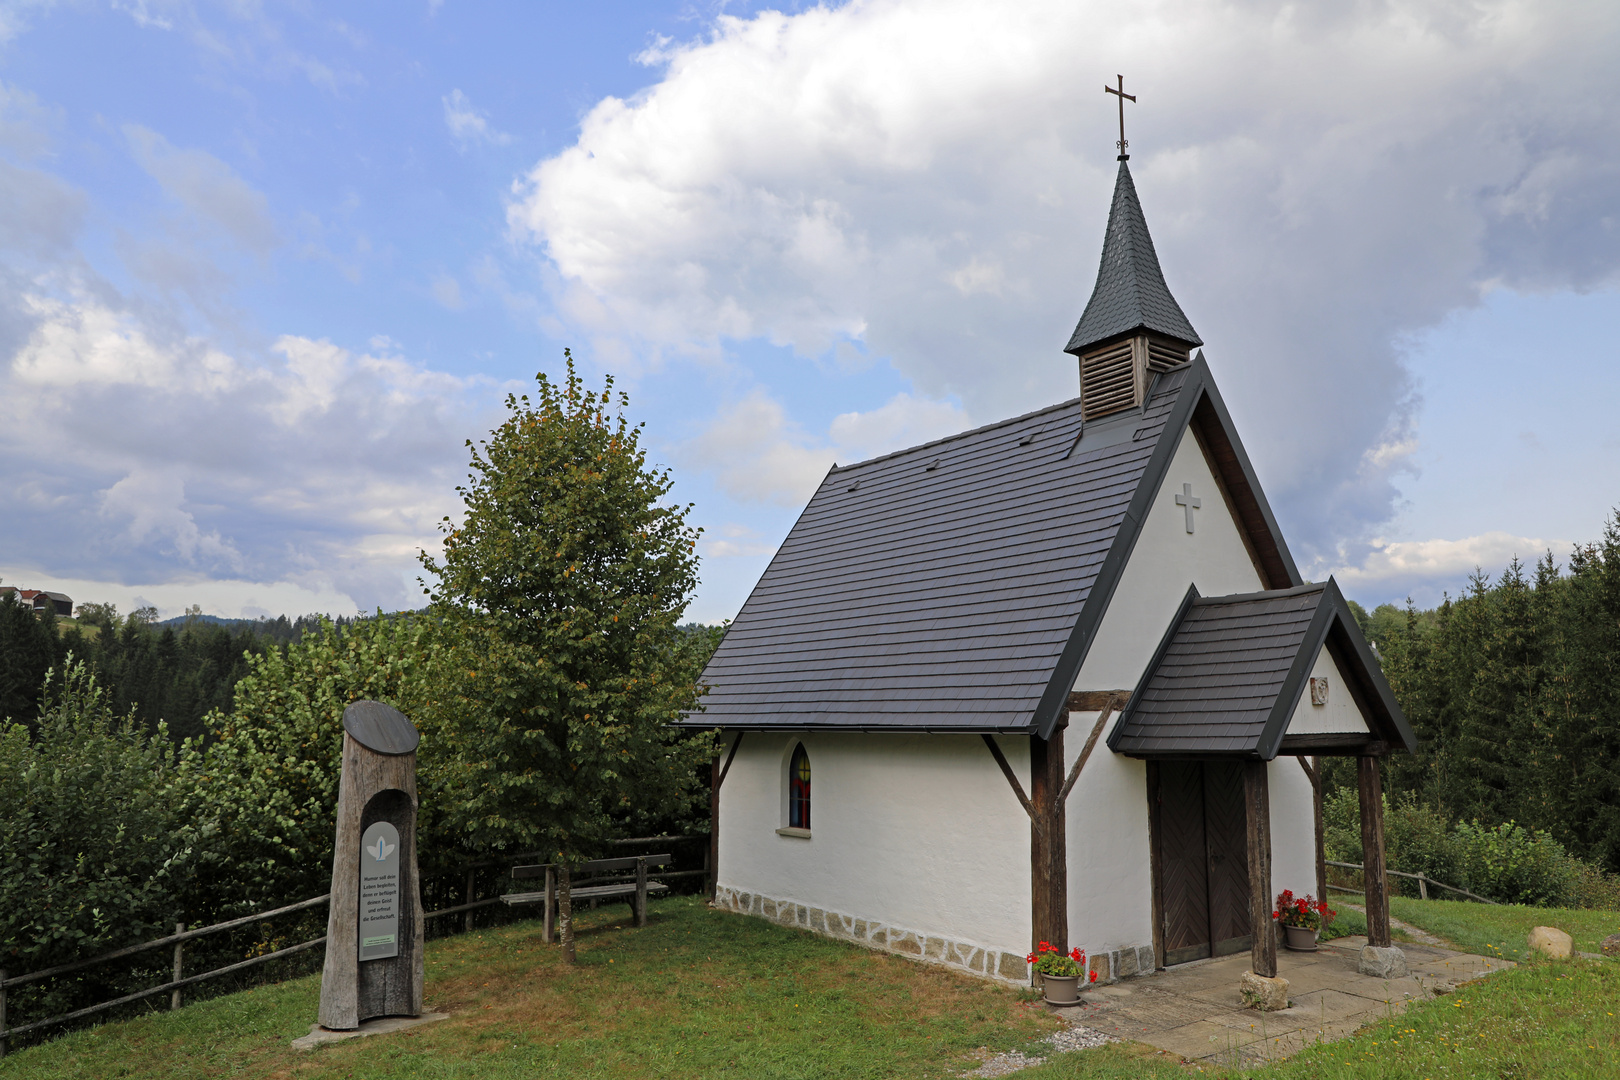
[1078,333,1192,420]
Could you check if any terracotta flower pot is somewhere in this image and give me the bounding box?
[1041,973,1081,1005]
[1281,924,1319,952]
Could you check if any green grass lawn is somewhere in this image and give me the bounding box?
[0,896,1063,1080]
[1019,955,1620,1079]
[1389,896,1620,961]
[3,895,1614,1080]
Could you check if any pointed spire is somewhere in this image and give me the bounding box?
[1064,161,1201,356]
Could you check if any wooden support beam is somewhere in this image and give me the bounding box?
[1358,755,1393,948]
[1029,725,1068,953]
[1278,734,1389,756]
[1296,756,1326,904]
[1059,697,1119,804]
[981,734,1032,817]
[1244,760,1277,979]
[1145,762,1166,970]
[1067,690,1132,712]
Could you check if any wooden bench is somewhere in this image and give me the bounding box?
[502,854,672,940]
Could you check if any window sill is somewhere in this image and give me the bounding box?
[775,827,812,839]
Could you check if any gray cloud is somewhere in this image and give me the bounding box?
[510,0,1620,575]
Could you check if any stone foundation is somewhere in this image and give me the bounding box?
[712,885,1154,988]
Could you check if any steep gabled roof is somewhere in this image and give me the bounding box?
[683,354,1300,735]
[1107,578,1415,759]
[1065,161,1202,356]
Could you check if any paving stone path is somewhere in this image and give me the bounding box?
[1036,936,1512,1069]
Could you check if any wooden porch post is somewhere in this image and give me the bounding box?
[708,753,721,901]
[1029,722,1068,952]
[1358,754,1393,948]
[1243,760,1276,978]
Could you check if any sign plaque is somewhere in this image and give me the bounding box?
[317,701,423,1030]
[358,822,401,961]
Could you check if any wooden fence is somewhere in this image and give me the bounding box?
[0,834,706,1057]
[1324,858,1500,905]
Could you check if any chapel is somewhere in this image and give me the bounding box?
[685,148,1416,988]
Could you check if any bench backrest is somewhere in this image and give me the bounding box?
[512,853,673,880]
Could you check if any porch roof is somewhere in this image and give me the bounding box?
[1107,579,1415,759]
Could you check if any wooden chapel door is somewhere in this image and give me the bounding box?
[1154,761,1253,966]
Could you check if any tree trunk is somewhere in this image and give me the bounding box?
[558,863,576,964]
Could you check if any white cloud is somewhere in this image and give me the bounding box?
[1331,531,1574,600]
[683,388,969,505]
[0,285,498,611]
[443,89,510,148]
[510,0,1620,564]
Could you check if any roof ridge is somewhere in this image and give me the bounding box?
[1190,581,1326,606]
[830,395,1084,473]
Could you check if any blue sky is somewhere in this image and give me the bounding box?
[2,0,1618,624]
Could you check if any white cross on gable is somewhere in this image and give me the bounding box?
[1174,483,1201,534]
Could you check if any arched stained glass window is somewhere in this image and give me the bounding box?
[788,744,811,829]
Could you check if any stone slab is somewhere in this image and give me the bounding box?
[1043,937,1513,1066]
[292,1012,448,1050]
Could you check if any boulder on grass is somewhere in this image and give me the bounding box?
[1239,970,1289,1011]
[1358,945,1409,979]
[1601,933,1620,958]
[1528,926,1573,959]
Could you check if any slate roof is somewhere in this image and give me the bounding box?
[1108,579,1415,759]
[682,355,1299,736]
[1065,161,1202,356]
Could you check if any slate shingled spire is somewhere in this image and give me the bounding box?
[1064,161,1201,356]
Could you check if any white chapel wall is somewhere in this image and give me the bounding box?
[1075,424,1267,695]
[1286,645,1370,736]
[1063,710,1154,963]
[716,731,1033,979]
[1065,423,1270,955]
[1267,756,1319,903]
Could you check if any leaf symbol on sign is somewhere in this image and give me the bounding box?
[368,837,395,862]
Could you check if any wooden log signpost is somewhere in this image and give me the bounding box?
[318,701,425,1030]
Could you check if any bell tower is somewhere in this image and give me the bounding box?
[1065,95,1201,420]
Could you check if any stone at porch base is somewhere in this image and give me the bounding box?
[1239,970,1290,1011]
[1528,926,1573,959]
[1358,945,1409,979]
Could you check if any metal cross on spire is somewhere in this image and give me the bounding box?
[1105,74,1136,161]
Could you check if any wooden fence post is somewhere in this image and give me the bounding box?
[171,923,185,1010]
[2,966,9,1059]
[543,866,556,943]
[1417,873,1429,902]
[464,868,476,934]
[634,857,649,927]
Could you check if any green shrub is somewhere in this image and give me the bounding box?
[1322,787,1586,906]
[0,660,207,1018]
[1451,819,1577,906]
[1568,860,1620,909]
